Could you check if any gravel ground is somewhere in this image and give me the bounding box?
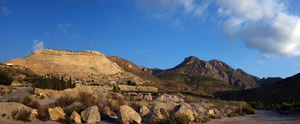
[207,109,300,124]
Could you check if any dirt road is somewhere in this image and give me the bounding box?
[0,87,33,101]
[207,109,300,124]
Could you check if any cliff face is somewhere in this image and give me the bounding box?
[5,49,123,79]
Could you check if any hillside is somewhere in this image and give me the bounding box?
[3,49,152,85]
[142,56,259,89]
[108,55,239,96]
[215,73,300,105]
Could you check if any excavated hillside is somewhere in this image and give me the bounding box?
[4,49,151,84]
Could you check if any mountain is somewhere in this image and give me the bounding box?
[257,77,282,87]
[142,56,259,89]
[5,49,122,78]
[107,55,238,96]
[106,55,160,84]
[3,49,151,84]
[216,73,300,104]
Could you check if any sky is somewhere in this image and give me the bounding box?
[1,0,300,78]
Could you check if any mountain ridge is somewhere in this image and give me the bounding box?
[141,56,260,89]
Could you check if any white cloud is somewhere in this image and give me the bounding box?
[134,0,211,28]
[58,23,71,35]
[216,0,300,58]
[134,0,300,59]
[0,6,12,16]
[32,39,44,51]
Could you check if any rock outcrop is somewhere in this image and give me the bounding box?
[118,85,158,92]
[48,107,66,121]
[81,106,101,123]
[118,105,141,124]
[5,49,123,80]
[156,94,184,103]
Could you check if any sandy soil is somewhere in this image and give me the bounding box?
[207,109,300,124]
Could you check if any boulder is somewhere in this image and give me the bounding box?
[66,101,83,111]
[160,108,169,119]
[213,108,219,115]
[148,107,164,124]
[174,105,194,122]
[144,93,152,101]
[29,109,38,121]
[139,105,151,117]
[81,106,101,123]
[156,94,184,103]
[207,109,214,116]
[194,116,204,123]
[225,109,232,115]
[102,106,111,116]
[70,111,81,123]
[48,107,66,121]
[118,105,141,124]
[196,106,207,115]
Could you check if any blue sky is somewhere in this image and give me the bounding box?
[1,0,300,78]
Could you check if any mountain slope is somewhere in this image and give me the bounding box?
[216,73,300,104]
[107,55,238,96]
[143,56,259,89]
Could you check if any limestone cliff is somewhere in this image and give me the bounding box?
[5,49,123,79]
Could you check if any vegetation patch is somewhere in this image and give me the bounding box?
[0,70,14,86]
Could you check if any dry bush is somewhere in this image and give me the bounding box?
[22,95,41,109]
[6,98,21,103]
[37,106,49,121]
[57,95,76,108]
[17,108,31,122]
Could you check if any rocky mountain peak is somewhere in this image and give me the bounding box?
[182,56,202,65]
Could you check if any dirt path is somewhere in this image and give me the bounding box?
[207,109,300,124]
[0,87,33,101]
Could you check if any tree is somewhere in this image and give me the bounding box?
[0,70,14,86]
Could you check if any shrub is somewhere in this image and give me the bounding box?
[2,113,6,117]
[168,114,191,124]
[77,92,94,107]
[0,70,14,86]
[242,105,255,115]
[127,80,136,86]
[59,115,74,124]
[17,108,31,122]
[22,96,40,109]
[57,95,76,108]
[37,106,49,121]
[280,102,292,111]
[6,98,21,103]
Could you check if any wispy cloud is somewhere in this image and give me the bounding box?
[0,6,12,16]
[134,0,211,29]
[72,34,84,39]
[32,39,44,51]
[57,23,71,35]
